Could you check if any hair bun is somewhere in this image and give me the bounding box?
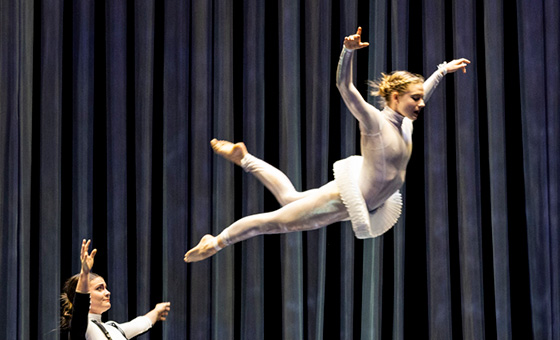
[368,71,424,106]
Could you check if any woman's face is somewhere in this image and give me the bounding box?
[392,83,425,120]
[89,277,111,314]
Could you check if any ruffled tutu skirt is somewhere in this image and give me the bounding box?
[333,155,402,239]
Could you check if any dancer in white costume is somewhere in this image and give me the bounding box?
[184,27,470,263]
[60,240,171,339]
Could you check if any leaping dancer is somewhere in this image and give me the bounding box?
[184,27,470,263]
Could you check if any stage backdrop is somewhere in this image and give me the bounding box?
[1,0,558,339]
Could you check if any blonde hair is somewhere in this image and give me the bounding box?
[368,71,424,106]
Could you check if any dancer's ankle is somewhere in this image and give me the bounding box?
[212,237,223,251]
[217,230,231,249]
[240,153,255,172]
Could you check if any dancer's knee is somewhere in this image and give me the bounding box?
[276,188,321,206]
[276,191,303,206]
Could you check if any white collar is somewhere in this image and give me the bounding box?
[88,313,103,322]
[383,106,405,127]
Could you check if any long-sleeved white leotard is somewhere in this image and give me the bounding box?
[217,46,445,245]
[86,313,152,339]
[333,47,444,237]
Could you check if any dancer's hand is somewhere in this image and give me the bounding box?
[80,239,97,275]
[145,302,171,324]
[445,58,471,74]
[343,27,369,50]
[76,239,97,293]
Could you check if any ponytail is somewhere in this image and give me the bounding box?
[60,272,99,330]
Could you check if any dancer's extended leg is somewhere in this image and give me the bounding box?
[211,139,318,206]
[184,181,348,262]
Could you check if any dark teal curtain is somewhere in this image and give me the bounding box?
[1,0,558,339]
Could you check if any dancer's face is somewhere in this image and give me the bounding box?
[89,277,111,314]
[392,83,425,121]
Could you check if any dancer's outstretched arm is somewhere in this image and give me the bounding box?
[423,58,471,102]
[336,27,383,133]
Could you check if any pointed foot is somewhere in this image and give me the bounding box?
[210,139,248,166]
[184,234,219,263]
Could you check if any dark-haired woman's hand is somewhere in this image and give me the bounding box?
[76,239,97,293]
[145,302,171,325]
[80,239,97,275]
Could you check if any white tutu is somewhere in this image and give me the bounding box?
[333,156,402,239]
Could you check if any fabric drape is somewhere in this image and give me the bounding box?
[1,0,558,339]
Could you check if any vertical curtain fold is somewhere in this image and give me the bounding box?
[188,1,213,338]
[105,0,130,322]
[544,0,560,336]
[0,1,20,338]
[37,0,63,338]
[390,1,408,339]
[452,0,485,339]
[211,1,235,339]
[482,0,512,338]
[303,0,331,339]
[240,0,266,339]
[134,0,155,325]
[278,1,304,338]
[71,0,95,270]
[16,0,34,338]
[516,0,553,338]
[422,0,453,339]
[390,0,408,70]
[162,0,189,338]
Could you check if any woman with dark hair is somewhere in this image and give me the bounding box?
[60,239,171,339]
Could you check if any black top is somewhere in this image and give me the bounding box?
[66,292,90,340]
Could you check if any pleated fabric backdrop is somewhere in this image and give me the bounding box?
[0,0,558,339]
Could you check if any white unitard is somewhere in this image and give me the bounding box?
[218,46,445,246]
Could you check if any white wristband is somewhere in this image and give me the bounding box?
[437,61,448,75]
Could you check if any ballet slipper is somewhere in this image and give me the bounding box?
[210,139,248,166]
[184,234,221,263]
